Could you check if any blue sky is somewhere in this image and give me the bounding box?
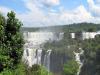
[0,0,100,27]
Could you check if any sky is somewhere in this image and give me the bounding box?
[0,0,100,27]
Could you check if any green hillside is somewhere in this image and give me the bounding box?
[22,23,100,32]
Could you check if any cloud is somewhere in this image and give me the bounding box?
[96,0,100,4]
[41,0,60,7]
[18,0,94,27]
[58,5,93,24]
[0,0,100,27]
[17,0,47,27]
[17,0,61,27]
[0,6,12,16]
[87,0,100,17]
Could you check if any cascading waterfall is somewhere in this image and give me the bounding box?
[74,48,84,75]
[43,49,52,72]
[23,47,43,67]
[22,32,54,67]
[23,31,63,72]
[36,49,42,65]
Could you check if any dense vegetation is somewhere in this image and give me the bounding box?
[63,60,79,75]
[17,22,100,75]
[80,35,100,75]
[22,23,100,32]
[42,30,80,75]
[42,23,100,75]
[0,12,51,75]
[0,11,24,72]
[0,11,100,75]
[0,11,25,74]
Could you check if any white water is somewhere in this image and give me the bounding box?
[74,48,84,75]
[22,48,42,67]
[36,49,42,65]
[23,32,63,68]
[43,49,52,72]
[22,32,54,67]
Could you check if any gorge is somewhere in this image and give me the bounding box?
[22,32,66,73]
[22,23,100,75]
[22,31,85,75]
[0,10,100,75]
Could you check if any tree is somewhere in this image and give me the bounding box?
[63,60,79,75]
[0,13,6,72]
[0,13,5,43]
[80,35,100,75]
[0,11,24,72]
[5,11,24,69]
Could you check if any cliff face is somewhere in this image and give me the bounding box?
[22,23,100,75]
[79,35,100,75]
[41,50,69,74]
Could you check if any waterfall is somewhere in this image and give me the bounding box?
[36,49,42,65]
[23,32,63,67]
[22,48,35,67]
[74,48,84,75]
[22,47,43,67]
[43,49,52,72]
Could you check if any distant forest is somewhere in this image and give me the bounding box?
[22,23,100,32]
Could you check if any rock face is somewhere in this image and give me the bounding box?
[22,31,67,73]
[71,31,100,40]
[23,32,64,44]
[50,51,68,73]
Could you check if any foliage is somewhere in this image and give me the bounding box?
[63,60,79,75]
[1,10,100,75]
[80,35,100,75]
[0,64,52,75]
[22,23,100,32]
[0,11,24,72]
[0,11,52,75]
[25,64,52,75]
[0,62,25,75]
